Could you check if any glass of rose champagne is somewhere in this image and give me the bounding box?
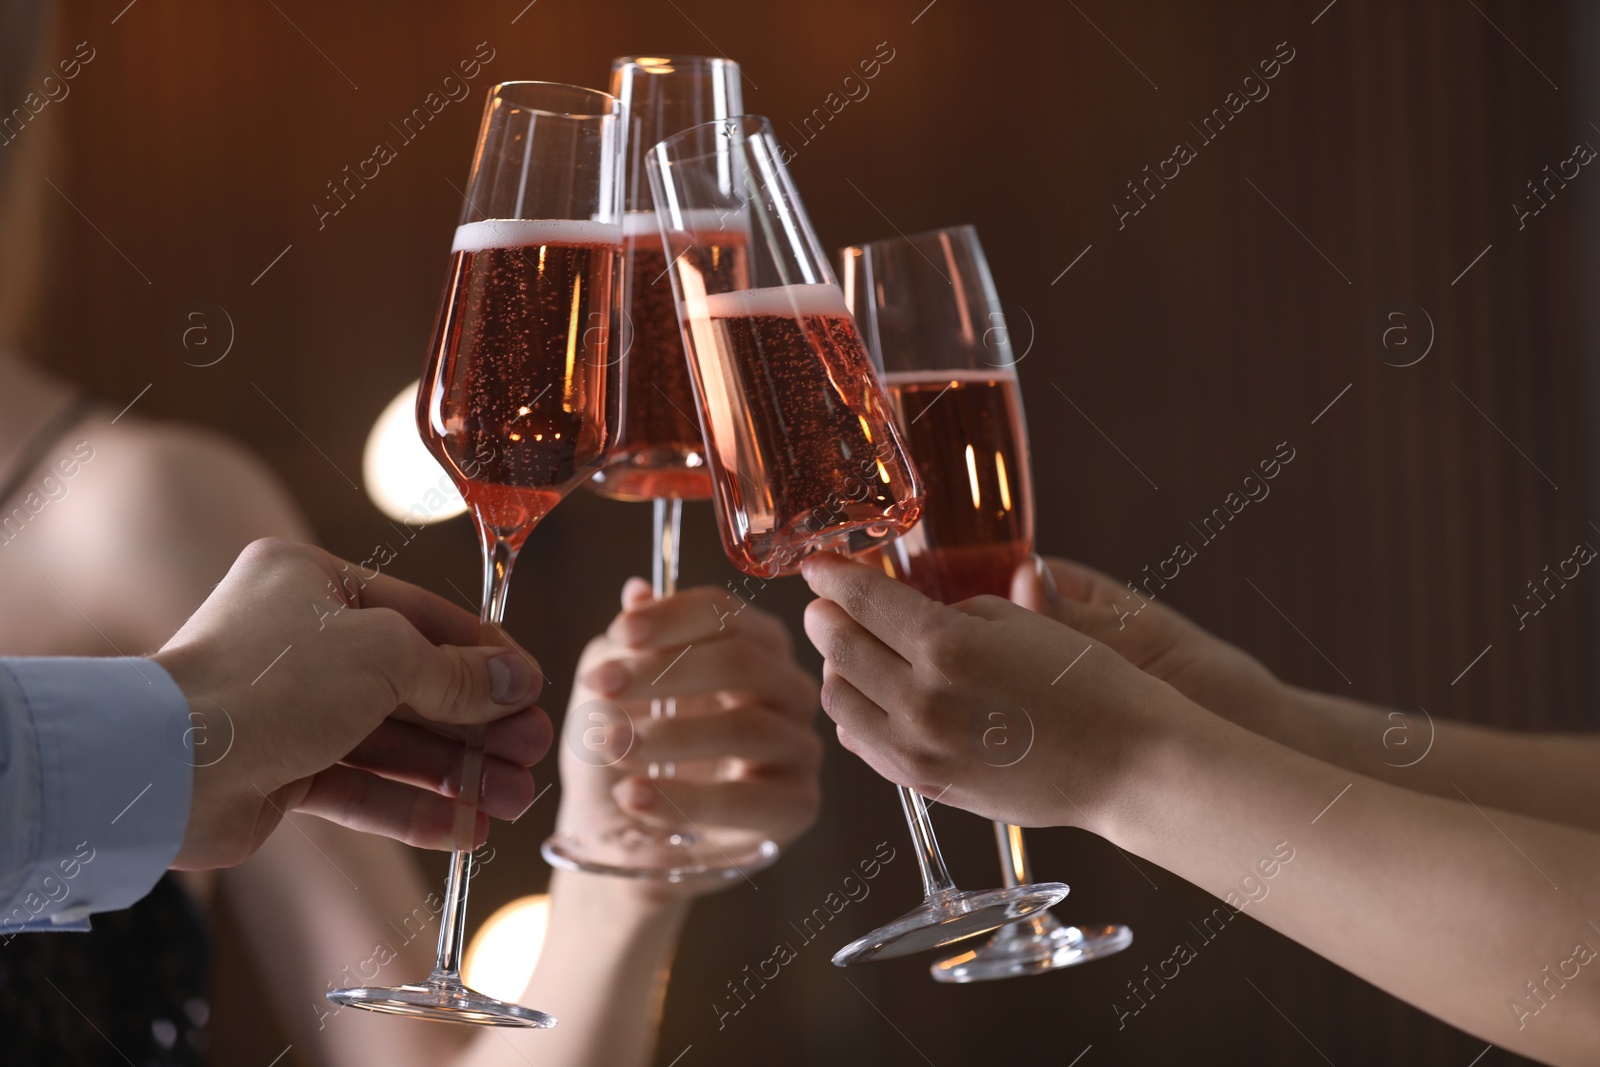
[841,224,1133,980]
[327,81,625,1026]
[588,56,741,505]
[648,116,1051,964]
[644,116,924,577]
[550,114,923,887]
[544,56,750,881]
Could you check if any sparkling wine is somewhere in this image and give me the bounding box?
[679,282,923,576]
[418,219,623,547]
[877,370,1033,603]
[589,212,747,501]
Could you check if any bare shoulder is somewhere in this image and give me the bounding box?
[76,413,311,542]
[57,413,314,643]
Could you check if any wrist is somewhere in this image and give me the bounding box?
[155,646,252,870]
[1247,672,1302,744]
[539,869,692,981]
[524,868,692,1059]
[549,869,693,930]
[156,648,215,869]
[1087,679,1221,849]
[1278,683,1390,775]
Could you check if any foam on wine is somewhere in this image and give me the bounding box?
[452,218,623,252]
[699,282,850,320]
[622,207,744,238]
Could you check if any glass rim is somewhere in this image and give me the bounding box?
[841,223,981,258]
[648,114,774,163]
[610,54,739,73]
[487,80,621,119]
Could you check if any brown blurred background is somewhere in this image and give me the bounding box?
[15,0,1597,1063]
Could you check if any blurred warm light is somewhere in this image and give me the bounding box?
[462,893,551,1002]
[995,451,1013,512]
[964,443,981,508]
[362,380,468,524]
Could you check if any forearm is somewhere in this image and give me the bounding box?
[1260,684,1600,831]
[1099,697,1600,1065]
[461,871,690,1067]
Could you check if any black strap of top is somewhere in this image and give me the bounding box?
[0,392,99,507]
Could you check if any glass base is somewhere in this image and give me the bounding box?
[541,823,779,883]
[326,972,554,1027]
[831,882,1069,967]
[930,913,1133,983]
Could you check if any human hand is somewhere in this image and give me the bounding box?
[554,578,822,899]
[1014,555,1288,736]
[153,539,551,869]
[801,552,1189,829]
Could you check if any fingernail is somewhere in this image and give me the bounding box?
[625,778,658,810]
[799,552,839,579]
[583,660,631,695]
[488,652,535,703]
[1033,553,1060,605]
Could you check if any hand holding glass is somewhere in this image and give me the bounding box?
[836,225,1130,975]
[546,57,755,881]
[328,80,625,1026]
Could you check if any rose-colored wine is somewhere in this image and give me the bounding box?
[589,213,747,501]
[418,219,622,548]
[876,370,1033,603]
[677,282,923,576]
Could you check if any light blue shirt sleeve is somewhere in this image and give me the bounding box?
[0,657,193,936]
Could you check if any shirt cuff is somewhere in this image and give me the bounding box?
[0,658,193,934]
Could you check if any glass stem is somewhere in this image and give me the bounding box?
[433,534,518,981]
[898,786,959,899]
[652,496,682,599]
[649,497,682,779]
[994,822,1032,889]
[434,847,474,978]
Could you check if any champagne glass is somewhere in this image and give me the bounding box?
[841,224,1133,981]
[327,81,625,1026]
[587,113,921,890]
[544,56,751,881]
[646,115,1054,964]
[589,56,741,504]
[643,115,924,577]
